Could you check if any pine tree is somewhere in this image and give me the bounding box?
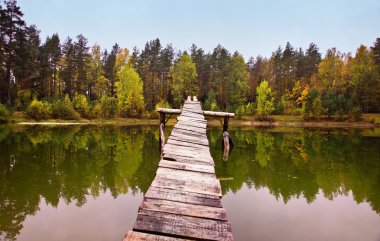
[0,0,25,103]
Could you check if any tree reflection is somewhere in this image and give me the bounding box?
[0,125,160,240]
[210,128,380,214]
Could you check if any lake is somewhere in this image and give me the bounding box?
[0,125,379,241]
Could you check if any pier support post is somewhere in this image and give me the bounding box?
[222,116,234,160]
[159,112,166,151]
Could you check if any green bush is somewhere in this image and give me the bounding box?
[245,102,255,115]
[51,100,80,120]
[73,93,90,118]
[91,103,102,118]
[210,101,220,112]
[100,96,118,118]
[351,106,362,121]
[235,105,245,119]
[26,99,51,120]
[16,89,34,110]
[273,97,285,114]
[0,104,10,123]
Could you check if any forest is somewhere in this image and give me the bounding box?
[1,0,380,122]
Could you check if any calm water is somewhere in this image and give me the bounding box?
[0,125,379,241]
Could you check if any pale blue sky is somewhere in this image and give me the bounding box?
[18,0,380,59]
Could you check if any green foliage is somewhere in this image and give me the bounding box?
[26,99,51,120]
[171,53,198,108]
[236,105,245,119]
[228,55,249,110]
[245,102,255,115]
[312,97,323,119]
[100,96,118,118]
[15,89,34,110]
[256,80,274,117]
[351,106,363,121]
[116,65,145,117]
[274,97,285,114]
[348,45,380,113]
[0,104,10,123]
[73,93,90,118]
[210,101,219,112]
[322,89,336,118]
[50,99,80,120]
[91,103,102,118]
[155,101,171,111]
[302,87,321,120]
[318,48,346,94]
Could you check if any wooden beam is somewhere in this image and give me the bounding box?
[158,108,235,118]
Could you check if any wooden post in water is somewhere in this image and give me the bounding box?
[159,112,166,151]
[222,116,234,160]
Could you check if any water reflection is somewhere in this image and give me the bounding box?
[209,128,380,213]
[0,125,161,240]
[209,127,380,240]
[1,125,380,240]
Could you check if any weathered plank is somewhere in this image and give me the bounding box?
[173,125,205,134]
[170,132,209,142]
[162,150,213,162]
[124,231,190,241]
[156,167,216,180]
[159,160,215,174]
[150,176,222,196]
[163,143,210,152]
[174,121,207,129]
[166,139,209,149]
[140,198,228,220]
[171,129,207,138]
[162,153,214,166]
[168,135,209,146]
[145,187,222,207]
[177,116,207,123]
[133,210,233,241]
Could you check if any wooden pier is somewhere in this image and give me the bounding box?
[124,100,234,241]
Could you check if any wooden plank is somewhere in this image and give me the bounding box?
[174,121,207,129]
[164,143,209,152]
[145,187,222,208]
[177,116,207,123]
[162,154,214,166]
[170,132,209,142]
[159,160,215,174]
[173,125,205,134]
[167,139,209,149]
[133,210,233,241]
[168,136,209,146]
[124,231,190,241]
[150,176,222,196]
[180,113,204,119]
[171,129,207,138]
[140,198,228,220]
[163,145,210,154]
[163,143,211,152]
[162,150,213,162]
[156,167,216,180]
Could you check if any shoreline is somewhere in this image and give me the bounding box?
[10,118,380,129]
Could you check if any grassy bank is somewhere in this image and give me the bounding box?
[8,111,380,128]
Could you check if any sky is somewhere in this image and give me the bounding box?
[17,0,380,59]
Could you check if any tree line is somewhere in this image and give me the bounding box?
[1,0,379,120]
